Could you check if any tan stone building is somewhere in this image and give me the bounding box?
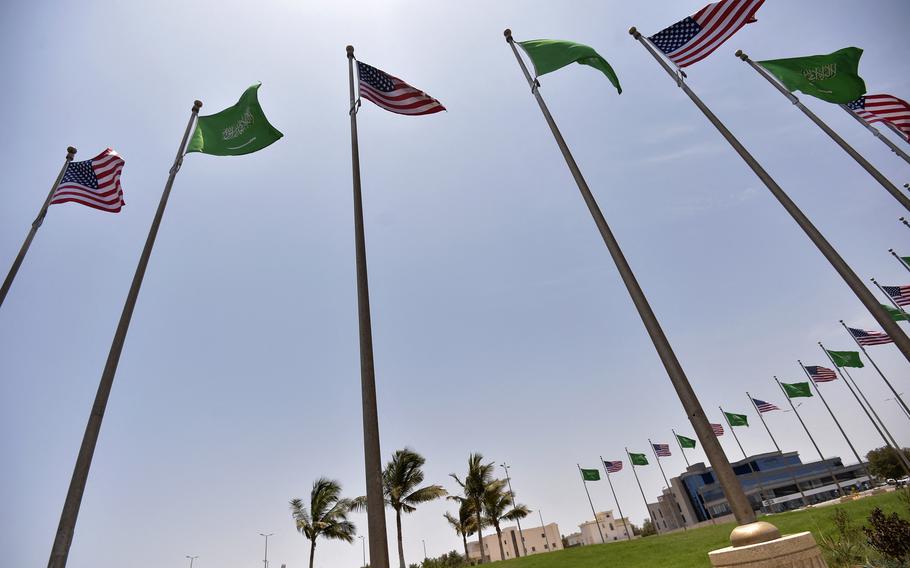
[466,522,561,562]
[577,510,636,545]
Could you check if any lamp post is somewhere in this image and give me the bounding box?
[259,533,273,568]
[500,463,527,556]
[359,536,366,567]
[185,555,198,568]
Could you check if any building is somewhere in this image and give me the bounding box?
[466,522,561,562]
[647,451,870,533]
[577,510,635,545]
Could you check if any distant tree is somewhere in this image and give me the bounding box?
[451,453,497,564]
[421,551,467,568]
[866,446,910,480]
[639,519,657,537]
[383,448,447,568]
[444,497,479,561]
[290,478,365,568]
[482,479,530,560]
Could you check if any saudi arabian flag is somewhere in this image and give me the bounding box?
[902,256,910,266]
[882,304,910,322]
[187,83,283,156]
[629,453,649,466]
[519,39,622,94]
[827,350,864,368]
[580,468,600,481]
[724,412,748,427]
[782,381,813,399]
[758,48,866,104]
[676,434,697,449]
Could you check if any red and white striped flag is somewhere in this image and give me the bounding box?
[357,61,445,116]
[847,95,910,141]
[51,149,125,212]
[848,327,893,347]
[711,423,725,436]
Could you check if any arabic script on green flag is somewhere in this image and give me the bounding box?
[881,304,909,322]
[519,39,621,94]
[826,350,864,368]
[724,412,748,427]
[187,83,283,156]
[782,382,812,399]
[676,434,696,449]
[580,468,600,481]
[758,48,866,104]
[629,453,649,466]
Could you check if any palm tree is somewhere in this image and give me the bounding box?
[290,477,363,568]
[383,448,448,568]
[450,453,496,564]
[444,497,478,562]
[482,479,530,561]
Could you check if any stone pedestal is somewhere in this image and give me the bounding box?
[709,532,828,568]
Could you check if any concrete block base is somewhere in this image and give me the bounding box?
[709,532,827,568]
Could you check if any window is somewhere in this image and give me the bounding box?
[544,544,548,549]
[609,523,614,531]
[541,533,545,538]
[531,547,536,552]
[613,537,617,541]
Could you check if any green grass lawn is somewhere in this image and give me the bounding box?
[498,491,907,568]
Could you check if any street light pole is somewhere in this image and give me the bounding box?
[259,533,273,568]
[359,536,366,567]
[500,463,527,557]
[185,555,198,568]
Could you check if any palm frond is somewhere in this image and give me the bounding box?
[403,484,447,506]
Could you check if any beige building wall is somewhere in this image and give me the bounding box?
[578,510,635,545]
[466,522,561,562]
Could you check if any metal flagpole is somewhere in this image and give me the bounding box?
[746,393,810,508]
[797,362,873,484]
[837,104,910,166]
[820,343,910,475]
[600,457,632,542]
[0,146,76,309]
[735,51,910,211]
[672,429,691,468]
[501,464,527,556]
[346,45,390,568]
[626,448,658,530]
[649,438,688,530]
[720,407,771,511]
[578,464,605,543]
[773,377,843,495]
[902,217,910,230]
[537,509,551,550]
[629,28,910,367]
[871,277,910,320]
[46,101,201,568]
[889,396,910,420]
[503,28,758,536]
[839,320,910,417]
[889,250,910,274]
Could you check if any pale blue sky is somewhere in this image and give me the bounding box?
[2,1,909,567]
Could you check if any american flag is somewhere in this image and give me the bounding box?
[848,326,893,347]
[752,398,780,413]
[50,149,125,212]
[847,95,910,141]
[805,366,838,383]
[648,0,765,68]
[357,61,444,116]
[652,443,671,457]
[603,460,623,473]
[882,285,910,307]
[711,423,725,436]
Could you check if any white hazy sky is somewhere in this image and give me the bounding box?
[2,1,909,567]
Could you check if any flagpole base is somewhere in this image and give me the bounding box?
[710,530,827,568]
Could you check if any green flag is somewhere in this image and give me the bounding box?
[187,83,283,156]
[724,412,748,427]
[629,453,649,466]
[758,47,866,104]
[676,434,697,449]
[580,468,600,481]
[781,381,813,398]
[518,39,621,94]
[901,256,910,266]
[881,304,910,322]
[826,350,864,368]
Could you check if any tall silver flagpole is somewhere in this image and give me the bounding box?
[772,378,842,495]
[889,249,910,274]
[600,457,633,542]
[797,362,873,483]
[629,27,910,368]
[0,146,76,309]
[871,277,910,320]
[838,104,910,166]
[820,343,910,475]
[901,217,910,230]
[839,320,910,416]
[672,429,691,468]
[720,406,771,511]
[626,447,658,530]
[746,393,810,508]
[503,28,762,541]
[47,101,201,568]
[735,50,910,211]
[346,45,391,568]
[578,465,605,543]
[501,464,526,556]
